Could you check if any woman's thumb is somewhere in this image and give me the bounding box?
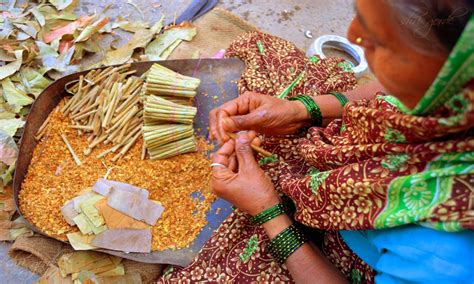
[229,110,264,131]
[235,131,258,170]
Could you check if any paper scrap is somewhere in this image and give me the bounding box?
[91,228,152,253]
[107,189,164,225]
[61,200,78,226]
[92,178,149,199]
[95,199,149,230]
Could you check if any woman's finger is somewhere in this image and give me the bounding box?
[212,140,235,166]
[235,131,259,172]
[228,153,237,172]
[247,130,262,147]
[216,109,231,145]
[251,137,262,147]
[209,108,218,141]
[211,148,237,197]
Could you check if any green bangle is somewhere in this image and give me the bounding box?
[266,224,306,264]
[289,95,323,126]
[250,200,294,226]
[330,91,349,107]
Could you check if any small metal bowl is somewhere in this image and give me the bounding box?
[307,35,368,76]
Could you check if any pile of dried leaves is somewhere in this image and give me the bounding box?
[0,0,197,240]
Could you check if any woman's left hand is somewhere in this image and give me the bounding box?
[211,131,280,216]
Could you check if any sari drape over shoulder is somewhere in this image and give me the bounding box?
[160,16,474,283]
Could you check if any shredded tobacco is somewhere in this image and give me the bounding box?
[19,100,215,251]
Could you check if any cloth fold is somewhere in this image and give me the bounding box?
[341,226,474,283]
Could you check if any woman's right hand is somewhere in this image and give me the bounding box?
[209,91,310,145]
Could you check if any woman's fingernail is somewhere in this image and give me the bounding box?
[237,131,249,143]
[223,118,232,126]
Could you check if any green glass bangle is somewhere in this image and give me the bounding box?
[289,95,323,126]
[330,91,349,107]
[250,200,294,226]
[266,224,306,264]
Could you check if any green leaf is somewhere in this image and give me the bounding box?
[0,118,25,136]
[158,39,182,60]
[1,78,34,112]
[0,161,15,191]
[36,40,78,74]
[0,17,14,39]
[145,24,196,60]
[0,50,23,80]
[102,17,164,66]
[0,103,16,119]
[39,5,77,21]
[30,6,46,26]
[48,0,74,11]
[114,20,150,33]
[13,22,39,39]
[18,67,51,98]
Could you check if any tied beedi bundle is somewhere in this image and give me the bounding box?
[143,64,201,160]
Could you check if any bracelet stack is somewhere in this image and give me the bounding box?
[289,95,323,127]
[266,224,306,264]
[329,91,349,107]
[250,200,294,226]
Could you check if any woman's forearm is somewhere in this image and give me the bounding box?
[262,215,348,284]
[294,80,385,126]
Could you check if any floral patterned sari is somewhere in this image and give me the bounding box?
[160,16,474,283]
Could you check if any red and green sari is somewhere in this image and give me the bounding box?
[160,16,474,283]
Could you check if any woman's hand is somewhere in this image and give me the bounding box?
[211,131,280,216]
[209,91,310,145]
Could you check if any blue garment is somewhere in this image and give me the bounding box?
[340,225,474,284]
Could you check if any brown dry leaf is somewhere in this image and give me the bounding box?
[0,50,15,62]
[58,251,121,277]
[96,272,142,284]
[96,264,125,277]
[74,17,110,43]
[95,199,149,230]
[43,15,95,43]
[38,266,72,284]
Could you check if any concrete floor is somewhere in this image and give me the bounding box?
[77,0,354,51]
[218,0,355,49]
[1,1,355,282]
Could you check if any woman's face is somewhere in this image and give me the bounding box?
[348,0,448,108]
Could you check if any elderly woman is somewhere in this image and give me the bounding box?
[161,0,473,283]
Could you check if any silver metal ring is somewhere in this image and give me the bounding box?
[210,163,226,168]
[306,35,368,76]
